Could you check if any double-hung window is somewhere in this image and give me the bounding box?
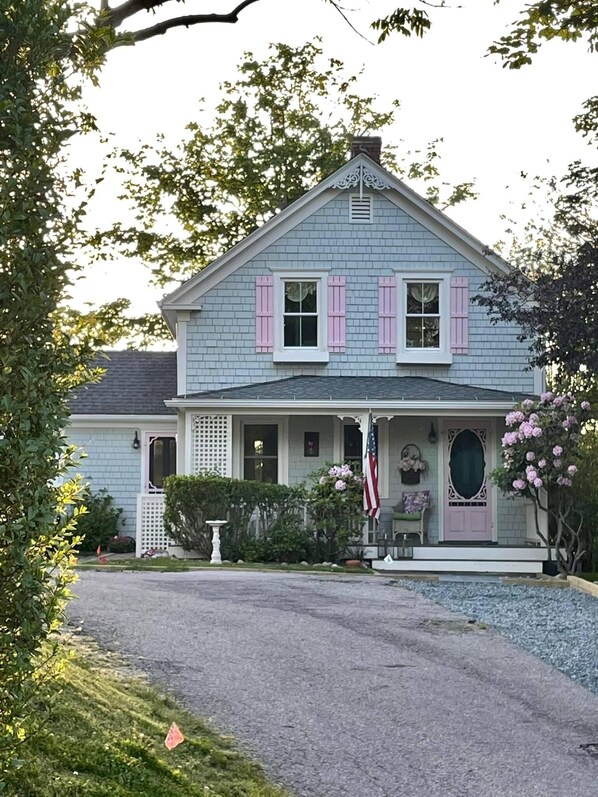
[273,271,329,362]
[283,281,318,348]
[396,272,452,364]
[243,424,278,483]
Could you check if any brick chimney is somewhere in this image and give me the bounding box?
[350,136,382,163]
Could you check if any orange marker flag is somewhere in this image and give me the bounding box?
[165,722,184,751]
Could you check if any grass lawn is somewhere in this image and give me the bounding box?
[580,572,598,582]
[75,557,373,575]
[3,638,290,797]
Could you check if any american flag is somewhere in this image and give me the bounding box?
[363,413,380,520]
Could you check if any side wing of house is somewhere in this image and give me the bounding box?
[67,351,177,552]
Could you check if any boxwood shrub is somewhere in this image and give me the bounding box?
[163,475,307,561]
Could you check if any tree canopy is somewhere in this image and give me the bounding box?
[96,0,598,68]
[86,40,475,344]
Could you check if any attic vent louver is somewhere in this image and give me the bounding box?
[350,193,372,222]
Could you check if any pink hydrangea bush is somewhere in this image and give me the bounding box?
[494,392,592,574]
[308,463,366,561]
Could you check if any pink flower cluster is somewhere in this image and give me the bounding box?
[321,464,364,492]
[501,392,592,496]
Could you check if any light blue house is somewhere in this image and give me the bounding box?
[69,137,549,574]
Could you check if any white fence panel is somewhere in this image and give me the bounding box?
[135,493,169,557]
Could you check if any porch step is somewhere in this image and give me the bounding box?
[372,559,543,575]
[410,545,547,562]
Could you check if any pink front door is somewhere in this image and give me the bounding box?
[444,423,492,542]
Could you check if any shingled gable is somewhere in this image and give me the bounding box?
[69,351,177,417]
[159,152,512,333]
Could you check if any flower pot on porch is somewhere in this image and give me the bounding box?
[344,559,361,569]
[400,470,420,485]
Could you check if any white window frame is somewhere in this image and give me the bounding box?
[396,271,452,365]
[233,417,289,485]
[272,270,329,363]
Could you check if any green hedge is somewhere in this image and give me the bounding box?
[76,489,124,553]
[163,475,308,562]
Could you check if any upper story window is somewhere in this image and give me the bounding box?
[397,272,452,365]
[283,281,318,347]
[273,271,329,363]
[406,282,440,349]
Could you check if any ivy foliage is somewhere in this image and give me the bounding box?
[0,0,102,772]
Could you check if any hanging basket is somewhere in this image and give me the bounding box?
[401,470,421,485]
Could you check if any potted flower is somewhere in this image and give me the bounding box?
[398,444,427,484]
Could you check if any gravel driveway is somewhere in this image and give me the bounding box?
[70,571,598,797]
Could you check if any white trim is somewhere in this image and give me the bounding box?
[490,417,498,543]
[437,418,445,542]
[176,314,189,395]
[69,414,176,427]
[533,367,545,395]
[160,154,511,314]
[377,417,389,500]
[273,271,329,363]
[333,417,342,462]
[165,399,522,413]
[396,272,452,365]
[177,412,187,475]
[184,411,192,474]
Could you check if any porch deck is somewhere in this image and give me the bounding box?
[365,544,548,576]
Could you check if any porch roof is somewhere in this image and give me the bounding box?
[69,351,177,416]
[174,376,532,408]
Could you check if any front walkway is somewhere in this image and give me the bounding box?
[71,571,598,797]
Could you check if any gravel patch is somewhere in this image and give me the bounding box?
[397,579,598,694]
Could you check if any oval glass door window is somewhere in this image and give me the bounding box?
[449,429,485,499]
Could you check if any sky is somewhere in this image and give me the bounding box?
[70,0,598,315]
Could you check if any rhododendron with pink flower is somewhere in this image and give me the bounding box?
[493,392,593,575]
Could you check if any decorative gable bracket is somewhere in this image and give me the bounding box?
[331,162,392,199]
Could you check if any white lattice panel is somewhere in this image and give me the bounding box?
[191,414,232,476]
[136,493,170,556]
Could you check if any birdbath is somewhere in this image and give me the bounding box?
[206,520,227,564]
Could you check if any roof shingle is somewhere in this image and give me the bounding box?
[180,376,532,404]
[69,351,177,416]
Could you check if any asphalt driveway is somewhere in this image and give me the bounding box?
[70,571,598,797]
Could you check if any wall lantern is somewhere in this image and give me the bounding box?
[428,423,437,445]
[132,431,141,450]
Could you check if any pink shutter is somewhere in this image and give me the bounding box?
[379,276,396,353]
[451,276,469,354]
[256,276,274,352]
[327,276,346,352]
